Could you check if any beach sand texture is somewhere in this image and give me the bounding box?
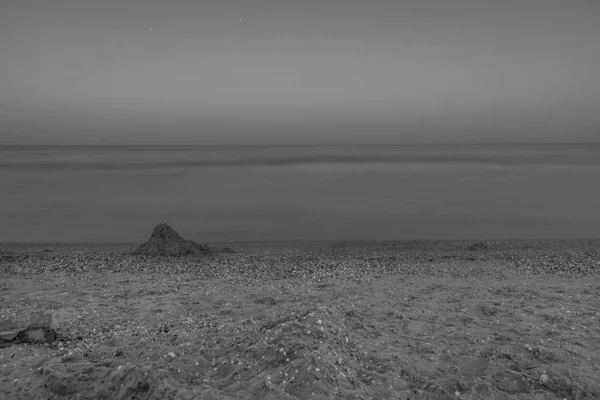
[1,240,600,399]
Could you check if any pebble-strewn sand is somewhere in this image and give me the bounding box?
[1,240,600,399]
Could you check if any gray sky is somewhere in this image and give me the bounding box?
[1,0,599,145]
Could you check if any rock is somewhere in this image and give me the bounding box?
[467,242,489,251]
[133,223,210,256]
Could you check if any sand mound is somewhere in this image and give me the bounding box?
[133,223,210,256]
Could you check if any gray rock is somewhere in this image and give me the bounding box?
[133,223,210,256]
[467,242,489,251]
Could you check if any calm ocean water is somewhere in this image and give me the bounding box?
[1,144,600,243]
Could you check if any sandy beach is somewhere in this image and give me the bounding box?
[1,239,600,399]
[4,0,600,397]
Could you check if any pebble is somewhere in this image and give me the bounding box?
[2,241,599,281]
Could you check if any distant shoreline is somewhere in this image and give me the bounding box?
[2,238,600,248]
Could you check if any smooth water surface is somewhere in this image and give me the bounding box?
[1,144,599,242]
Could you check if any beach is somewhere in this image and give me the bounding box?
[4,0,600,397]
[2,239,600,399]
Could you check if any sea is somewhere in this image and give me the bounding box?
[1,144,600,243]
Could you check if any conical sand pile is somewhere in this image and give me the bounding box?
[133,223,210,256]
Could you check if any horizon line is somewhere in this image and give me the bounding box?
[2,142,600,147]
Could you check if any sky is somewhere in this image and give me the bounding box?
[1,0,599,145]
